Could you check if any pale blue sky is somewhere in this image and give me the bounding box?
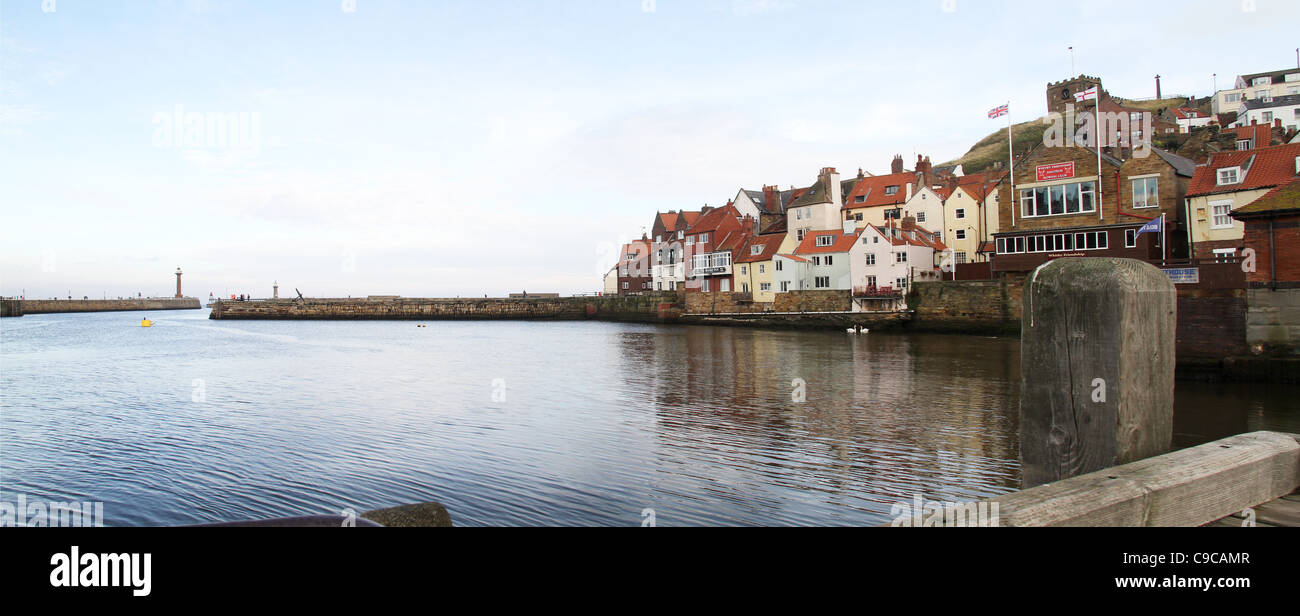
[1,0,1295,298]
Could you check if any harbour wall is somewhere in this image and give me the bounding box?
[9,297,200,315]
[208,294,683,322]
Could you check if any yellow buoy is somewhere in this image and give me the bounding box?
[141,318,152,327]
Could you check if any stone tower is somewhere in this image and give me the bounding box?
[175,267,183,298]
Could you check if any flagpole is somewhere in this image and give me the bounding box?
[1094,90,1104,222]
[1007,102,1015,233]
[1161,213,1166,264]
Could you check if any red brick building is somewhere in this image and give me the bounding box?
[616,236,653,295]
[1230,179,1300,288]
[683,203,748,293]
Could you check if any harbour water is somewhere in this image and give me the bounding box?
[2,309,1297,526]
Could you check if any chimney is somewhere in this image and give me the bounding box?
[821,166,842,207]
[857,167,864,179]
[901,214,916,232]
[891,155,904,174]
[1155,74,1162,100]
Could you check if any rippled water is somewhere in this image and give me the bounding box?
[2,309,1297,526]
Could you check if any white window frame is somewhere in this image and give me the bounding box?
[1130,176,1159,208]
[1210,200,1234,229]
[816,235,834,247]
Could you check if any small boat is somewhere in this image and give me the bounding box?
[141,318,153,327]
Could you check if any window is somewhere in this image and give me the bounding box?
[873,236,880,244]
[702,279,710,292]
[795,209,803,220]
[1255,90,1268,100]
[780,281,790,292]
[1262,111,1274,123]
[775,260,783,271]
[867,276,876,287]
[1019,181,1096,217]
[741,282,749,292]
[1237,140,1252,151]
[622,282,629,289]
[865,253,876,266]
[655,235,662,242]
[814,276,830,288]
[760,283,770,292]
[676,230,683,239]
[1125,229,1137,248]
[720,279,730,292]
[751,245,763,255]
[917,212,926,222]
[855,195,865,203]
[740,265,747,276]
[854,213,863,222]
[1217,167,1240,185]
[955,208,966,219]
[1225,92,1241,103]
[657,282,662,290]
[700,233,710,244]
[1252,77,1269,86]
[796,229,806,241]
[896,252,907,263]
[1131,177,1159,208]
[812,256,821,265]
[686,236,694,245]
[955,251,967,264]
[1211,200,1233,228]
[816,235,834,246]
[758,264,765,274]
[955,229,966,240]
[825,255,833,266]
[896,277,908,289]
[885,185,899,195]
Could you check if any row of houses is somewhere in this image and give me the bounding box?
[605,71,1300,307]
[604,159,1007,310]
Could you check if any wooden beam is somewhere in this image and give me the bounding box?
[986,431,1300,526]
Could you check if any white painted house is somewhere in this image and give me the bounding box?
[785,167,844,244]
[1234,94,1300,133]
[848,217,945,311]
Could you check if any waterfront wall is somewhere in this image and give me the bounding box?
[0,300,21,317]
[906,275,1024,335]
[209,293,681,322]
[17,297,200,315]
[772,290,851,313]
[1247,288,1300,355]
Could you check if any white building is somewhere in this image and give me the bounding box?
[1213,68,1300,116]
[785,167,844,244]
[848,218,945,311]
[1234,94,1300,133]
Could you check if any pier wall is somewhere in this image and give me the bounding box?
[0,300,21,317]
[208,294,680,322]
[17,297,200,314]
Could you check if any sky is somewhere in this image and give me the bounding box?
[1,0,1296,299]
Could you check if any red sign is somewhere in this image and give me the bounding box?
[1035,162,1075,181]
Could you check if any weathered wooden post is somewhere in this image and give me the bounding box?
[1020,258,1176,488]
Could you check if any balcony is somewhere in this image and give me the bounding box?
[853,285,902,298]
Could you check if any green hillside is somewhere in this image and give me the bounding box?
[941,118,1050,175]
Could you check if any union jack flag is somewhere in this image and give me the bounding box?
[988,104,1009,119]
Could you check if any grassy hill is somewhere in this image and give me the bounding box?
[941,118,1050,175]
[944,97,1193,174]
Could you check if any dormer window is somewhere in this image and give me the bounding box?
[816,235,834,247]
[854,195,866,203]
[1217,167,1241,185]
[751,245,763,255]
[676,230,683,239]
[884,186,899,195]
[699,233,710,244]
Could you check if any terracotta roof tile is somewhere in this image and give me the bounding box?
[843,172,915,210]
[1187,142,1300,197]
[1231,178,1300,217]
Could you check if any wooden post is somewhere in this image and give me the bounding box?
[1020,258,1176,488]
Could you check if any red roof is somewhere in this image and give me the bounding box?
[1172,107,1204,120]
[864,223,947,251]
[735,233,786,263]
[843,172,915,210]
[953,171,1008,200]
[1230,124,1272,149]
[686,204,740,234]
[1186,142,1300,197]
[794,228,863,255]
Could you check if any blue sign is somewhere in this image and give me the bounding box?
[1163,268,1199,284]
